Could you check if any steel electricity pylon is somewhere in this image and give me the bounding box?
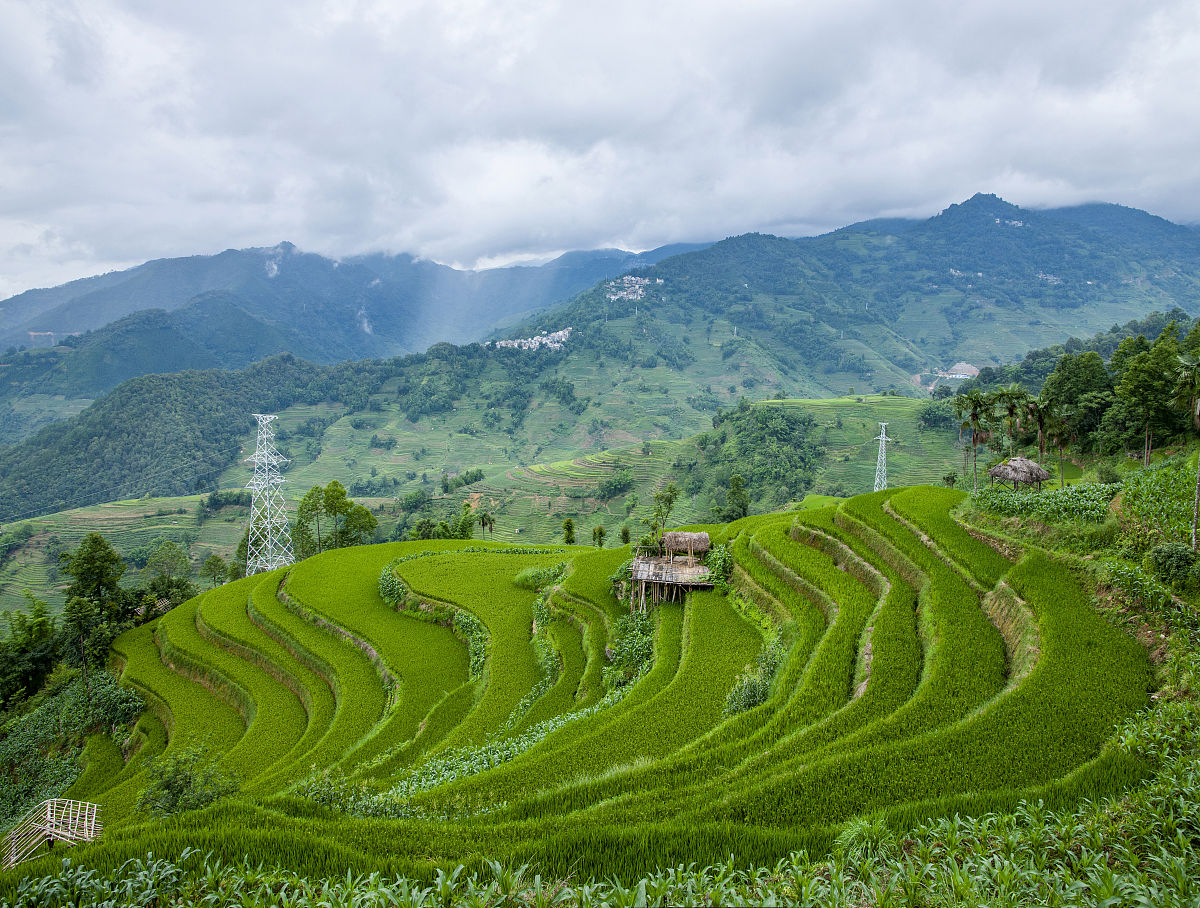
[245,414,294,574]
[874,422,892,493]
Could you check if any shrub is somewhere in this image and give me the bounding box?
[513,562,568,591]
[1097,461,1121,484]
[916,399,956,430]
[136,742,239,817]
[835,815,898,864]
[604,611,656,689]
[724,634,786,716]
[703,543,733,592]
[1148,542,1197,588]
[607,557,633,599]
[377,565,413,606]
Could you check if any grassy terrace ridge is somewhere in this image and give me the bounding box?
[1,484,1161,890]
[284,546,470,770]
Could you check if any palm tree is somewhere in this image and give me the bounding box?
[477,510,495,536]
[1025,397,1051,464]
[1171,353,1200,550]
[995,383,1029,455]
[953,390,994,492]
[1045,411,1077,490]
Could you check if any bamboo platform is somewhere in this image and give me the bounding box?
[629,543,713,612]
[4,799,102,869]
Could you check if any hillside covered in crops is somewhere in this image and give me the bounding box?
[8,478,1192,906]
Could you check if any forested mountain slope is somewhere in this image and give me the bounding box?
[511,194,1200,379]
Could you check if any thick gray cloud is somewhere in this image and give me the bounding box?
[1,0,1198,297]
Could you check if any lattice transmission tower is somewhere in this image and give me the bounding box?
[245,414,294,574]
[874,422,892,492]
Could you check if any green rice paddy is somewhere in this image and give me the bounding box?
[7,484,1154,882]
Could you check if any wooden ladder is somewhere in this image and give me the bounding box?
[3,799,102,869]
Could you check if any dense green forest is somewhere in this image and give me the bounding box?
[0,354,397,522]
[677,400,824,515]
[959,307,1191,395]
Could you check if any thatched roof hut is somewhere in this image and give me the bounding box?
[988,456,1052,490]
[660,531,710,558]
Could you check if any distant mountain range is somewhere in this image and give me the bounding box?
[4,193,1200,509]
[0,241,709,358]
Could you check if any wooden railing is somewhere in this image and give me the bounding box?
[3,799,101,869]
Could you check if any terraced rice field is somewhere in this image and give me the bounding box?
[0,494,246,617]
[38,487,1153,881]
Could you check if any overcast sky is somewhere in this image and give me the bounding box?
[1,0,1198,298]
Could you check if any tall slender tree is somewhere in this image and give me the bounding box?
[477,510,495,536]
[994,384,1029,455]
[1025,397,1050,463]
[296,486,327,556]
[1172,352,1200,550]
[953,390,993,492]
[1045,411,1077,490]
[323,481,351,549]
[203,554,227,588]
[60,533,126,621]
[1116,323,1181,465]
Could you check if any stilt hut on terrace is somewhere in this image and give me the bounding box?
[987,456,1052,491]
[629,531,713,612]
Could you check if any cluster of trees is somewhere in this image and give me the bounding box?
[291,481,379,559]
[596,468,634,500]
[404,501,480,542]
[0,522,36,565]
[953,318,1200,545]
[539,377,589,415]
[441,468,484,494]
[348,474,401,497]
[1,534,196,711]
[196,490,252,523]
[959,309,1190,396]
[368,433,398,450]
[680,399,824,514]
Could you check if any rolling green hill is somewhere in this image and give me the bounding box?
[0,396,961,617]
[0,242,707,391]
[509,195,1200,389]
[6,194,1200,452]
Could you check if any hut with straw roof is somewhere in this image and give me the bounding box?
[660,531,711,562]
[987,456,1052,491]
